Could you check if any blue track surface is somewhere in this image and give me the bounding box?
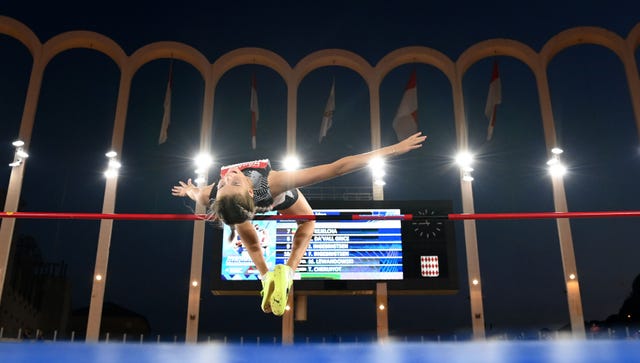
[2,340,640,363]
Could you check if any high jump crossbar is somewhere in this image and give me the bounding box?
[1,211,640,221]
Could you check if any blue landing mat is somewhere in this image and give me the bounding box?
[2,340,640,363]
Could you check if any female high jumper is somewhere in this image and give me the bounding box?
[172,132,426,316]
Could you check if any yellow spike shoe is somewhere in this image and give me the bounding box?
[260,271,274,313]
[270,264,293,316]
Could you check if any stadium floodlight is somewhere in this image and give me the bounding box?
[194,153,213,170]
[194,176,205,185]
[549,162,567,177]
[455,151,475,182]
[193,153,214,185]
[104,151,121,178]
[547,147,567,177]
[455,151,473,169]
[108,159,121,169]
[9,140,29,168]
[369,157,386,186]
[283,155,300,171]
[374,179,386,186]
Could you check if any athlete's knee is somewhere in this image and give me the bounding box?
[294,220,315,242]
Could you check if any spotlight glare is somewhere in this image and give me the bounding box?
[551,147,564,155]
[16,149,29,159]
[104,169,118,178]
[12,140,25,147]
[369,157,385,170]
[462,174,474,182]
[549,163,567,177]
[283,155,300,171]
[194,153,213,170]
[108,159,121,169]
[378,304,385,310]
[369,157,386,186]
[105,151,117,158]
[455,151,473,168]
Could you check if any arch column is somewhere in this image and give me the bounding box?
[286,80,298,154]
[368,79,389,339]
[282,79,298,341]
[0,54,45,305]
[534,65,585,338]
[185,75,215,343]
[369,81,384,200]
[451,72,486,340]
[620,45,640,140]
[86,69,133,341]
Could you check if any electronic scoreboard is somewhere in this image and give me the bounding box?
[211,200,458,294]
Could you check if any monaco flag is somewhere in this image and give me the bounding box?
[420,255,439,277]
[392,70,418,141]
[158,61,173,144]
[484,60,502,141]
[250,74,259,149]
[319,79,335,143]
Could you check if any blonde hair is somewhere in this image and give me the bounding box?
[212,192,255,242]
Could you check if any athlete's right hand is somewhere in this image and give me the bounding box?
[171,178,197,197]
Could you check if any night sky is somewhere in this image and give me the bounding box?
[1,0,640,338]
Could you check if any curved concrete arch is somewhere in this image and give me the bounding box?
[293,49,373,85]
[212,47,292,84]
[375,46,456,84]
[456,39,539,76]
[0,15,41,57]
[129,41,212,79]
[540,26,627,66]
[42,30,128,70]
[628,22,640,50]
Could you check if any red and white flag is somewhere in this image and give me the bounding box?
[250,74,259,149]
[392,70,418,141]
[319,79,335,143]
[420,256,439,277]
[484,60,501,141]
[158,61,173,144]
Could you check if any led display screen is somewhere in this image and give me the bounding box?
[211,200,458,294]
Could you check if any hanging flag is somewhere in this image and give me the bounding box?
[392,70,418,141]
[319,79,335,143]
[250,74,259,149]
[484,60,502,141]
[158,61,173,144]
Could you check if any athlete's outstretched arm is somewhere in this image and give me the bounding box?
[171,178,214,206]
[268,132,426,195]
